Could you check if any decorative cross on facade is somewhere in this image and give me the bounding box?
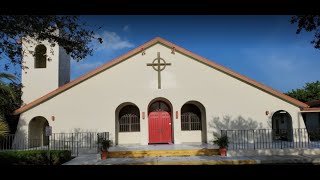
[147,52,171,89]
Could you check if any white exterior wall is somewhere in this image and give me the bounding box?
[179,131,202,143]
[21,38,70,104]
[16,43,305,145]
[118,132,141,145]
[21,38,60,104]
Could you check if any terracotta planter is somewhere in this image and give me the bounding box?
[101,151,108,160]
[219,148,227,156]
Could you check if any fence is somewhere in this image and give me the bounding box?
[0,132,109,156]
[221,128,320,150]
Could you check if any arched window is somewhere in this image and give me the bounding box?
[148,101,170,112]
[35,44,47,68]
[181,104,201,131]
[272,110,293,141]
[119,105,140,132]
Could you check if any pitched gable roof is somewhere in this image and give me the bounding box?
[14,37,309,114]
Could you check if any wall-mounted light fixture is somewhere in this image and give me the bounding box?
[176,111,179,119]
[142,112,145,119]
[141,48,146,55]
[265,111,269,115]
[171,47,176,54]
[51,116,55,121]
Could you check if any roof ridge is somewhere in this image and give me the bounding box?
[14,37,309,114]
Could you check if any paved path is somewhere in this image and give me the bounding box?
[63,154,320,165]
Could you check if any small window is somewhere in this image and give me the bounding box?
[181,104,201,131]
[119,114,140,132]
[119,105,140,132]
[181,112,201,130]
[35,44,47,68]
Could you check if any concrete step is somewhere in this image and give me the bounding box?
[97,156,257,165]
[108,148,219,158]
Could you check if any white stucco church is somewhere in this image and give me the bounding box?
[14,37,320,146]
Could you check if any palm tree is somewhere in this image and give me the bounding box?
[0,117,9,138]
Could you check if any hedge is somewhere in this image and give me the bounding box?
[0,150,73,165]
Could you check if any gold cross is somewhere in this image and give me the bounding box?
[147,52,171,89]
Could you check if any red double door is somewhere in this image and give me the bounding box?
[148,111,172,144]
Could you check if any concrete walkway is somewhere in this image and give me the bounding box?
[63,154,320,165]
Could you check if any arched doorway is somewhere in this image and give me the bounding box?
[115,103,140,145]
[28,116,49,148]
[148,99,172,144]
[181,101,207,143]
[272,110,293,141]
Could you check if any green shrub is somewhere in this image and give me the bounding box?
[50,150,72,165]
[0,150,72,165]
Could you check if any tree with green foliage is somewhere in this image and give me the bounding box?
[285,81,320,103]
[291,15,320,50]
[0,72,17,104]
[0,16,101,133]
[0,73,15,136]
[0,72,22,134]
[0,15,102,72]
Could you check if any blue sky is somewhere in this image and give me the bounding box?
[4,15,320,93]
[72,15,320,93]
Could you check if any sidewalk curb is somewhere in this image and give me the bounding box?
[63,154,320,165]
[257,159,320,164]
[101,160,258,165]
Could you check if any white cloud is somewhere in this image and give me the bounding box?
[94,31,134,51]
[240,46,320,92]
[123,25,130,32]
[71,31,134,80]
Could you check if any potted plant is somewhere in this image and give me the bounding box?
[213,134,229,156]
[99,139,112,160]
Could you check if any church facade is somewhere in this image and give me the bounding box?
[14,37,319,146]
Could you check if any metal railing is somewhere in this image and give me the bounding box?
[51,132,102,149]
[1,136,79,155]
[221,128,320,150]
[1,134,15,150]
[0,132,109,156]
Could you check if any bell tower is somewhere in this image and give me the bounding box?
[21,37,70,105]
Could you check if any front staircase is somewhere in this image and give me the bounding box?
[108,148,219,158]
[63,144,259,165]
[107,144,220,158]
